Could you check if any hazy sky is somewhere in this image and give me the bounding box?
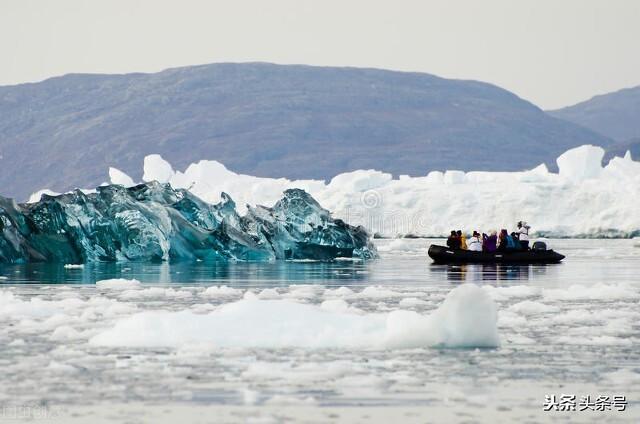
[1,0,639,109]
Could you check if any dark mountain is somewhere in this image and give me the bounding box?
[0,62,610,200]
[605,137,640,161]
[548,86,640,141]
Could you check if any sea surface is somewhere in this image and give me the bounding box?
[0,239,639,423]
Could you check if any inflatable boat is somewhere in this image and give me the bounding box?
[428,244,565,264]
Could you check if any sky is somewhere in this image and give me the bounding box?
[1,0,639,109]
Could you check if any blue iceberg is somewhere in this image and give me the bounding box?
[0,183,377,263]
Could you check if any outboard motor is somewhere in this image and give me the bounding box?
[532,241,547,251]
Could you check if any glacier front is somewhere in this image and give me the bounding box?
[0,183,376,263]
[105,145,638,238]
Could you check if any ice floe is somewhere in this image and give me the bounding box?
[89,283,499,349]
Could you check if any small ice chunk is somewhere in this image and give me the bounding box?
[95,279,142,290]
[143,154,175,183]
[201,285,243,298]
[398,297,428,307]
[109,167,136,187]
[508,300,559,315]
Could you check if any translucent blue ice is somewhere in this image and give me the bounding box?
[0,184,377,263]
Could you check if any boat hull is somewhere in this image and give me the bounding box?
[428,244,565,264]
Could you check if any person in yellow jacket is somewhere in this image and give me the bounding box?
[457,230,467,250]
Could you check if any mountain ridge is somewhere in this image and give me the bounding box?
[548,85,640,141]
[0,62,610,200]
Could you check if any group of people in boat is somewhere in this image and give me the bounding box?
[446,221,531,252]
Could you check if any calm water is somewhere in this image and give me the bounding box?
[1,239,639,423]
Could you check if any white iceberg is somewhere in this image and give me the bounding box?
[106,145,638,238]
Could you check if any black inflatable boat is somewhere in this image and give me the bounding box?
[428,244,565,264]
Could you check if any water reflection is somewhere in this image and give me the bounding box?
[433,263,548,283]
[0,260,372,286]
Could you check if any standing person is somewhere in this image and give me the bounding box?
[497,229,509,251]
[506,231,518,250]
[468,231,482,251]
[457,230,467,250]
[483,230,497,252]
[446,230,460,249]
[517,221,531,250]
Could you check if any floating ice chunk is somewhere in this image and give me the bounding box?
[385,284,499,348]
[143,154,175,183]
[49,325,82,341]
[542,283,639,301]
[483,285,541,301]
[201,286,243,298]
[357,286,406,298]
[89,283,499,349]
[264,395,317,406]
[119,287,192,300]
[496,310,529,328]
[0,291,61,318]
[320,298,361,314]
[285,285,323,300]
[604,369,640,384]
[551,309,601,325]
[95,279,142,290]
[555,335,633,346]
[508,300,559,315]
[47,361,78,373]
[323,286,355,298]
[556,145,604,181]
[109,167,136,187]
[256,288,280,300]
[398,297,428,307]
